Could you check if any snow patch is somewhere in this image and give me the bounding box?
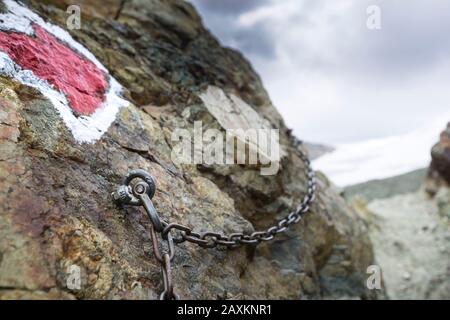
[313,115,450,186]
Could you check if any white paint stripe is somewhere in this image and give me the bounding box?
[1,0,107,72]
[0,0,129,143]
[0,52,126,143]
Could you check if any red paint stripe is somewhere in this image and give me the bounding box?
[0,24,107,115]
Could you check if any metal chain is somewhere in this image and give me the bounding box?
[113,134,315,299]
[149,224,179,300]
[159,136,316,248]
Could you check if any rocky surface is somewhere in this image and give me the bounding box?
[429,122,450,187]
[347,137,450,299]
[303,142,334,160]
[352,189,450,299]
[0,0,378,299]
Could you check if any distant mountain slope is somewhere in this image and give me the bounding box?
[343,168,427,202]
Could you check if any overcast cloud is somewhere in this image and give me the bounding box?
[190,0,450,144]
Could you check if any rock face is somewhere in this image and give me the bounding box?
[350,189,450,299]
[345,140,450,299]
[0,0,377,299]
[429,123,450,186]
[303,142,334,160]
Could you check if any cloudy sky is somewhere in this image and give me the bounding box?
[190,0,450,145]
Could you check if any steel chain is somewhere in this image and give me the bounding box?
[149,224,179,300]
[159,136,315,249]
[113,134,315,299]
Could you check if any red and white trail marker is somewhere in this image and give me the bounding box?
[0,0,129,143]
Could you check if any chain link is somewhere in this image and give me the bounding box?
[149,224,179,300]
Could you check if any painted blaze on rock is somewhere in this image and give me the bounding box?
[0,24,107,116]
[0,0,128,143]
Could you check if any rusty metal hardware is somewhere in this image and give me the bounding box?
[112,135,315,299]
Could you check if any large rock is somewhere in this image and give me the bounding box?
[429,123,450,186]
[345,133,450,299]
[0,0,377,299]
[350,189,450,299]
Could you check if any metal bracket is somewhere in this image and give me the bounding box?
[112,169,163,231]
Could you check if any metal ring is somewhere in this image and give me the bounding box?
[162,223,191,241]
[122,169,156,206]
[150,225,175,262]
